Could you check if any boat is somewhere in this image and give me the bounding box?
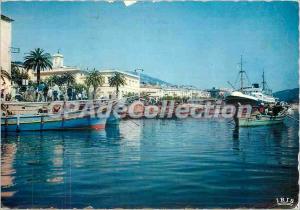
[225,91,259,105]
[225,56,277,105]
[1,110,107,132]
[1,99,112,115]
[236,113,287,127]
[225,56,290,127]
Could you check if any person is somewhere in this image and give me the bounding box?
[72,88,76,100]
[67,87,72,101]
[36,82,45,102]
[43,85,49,102]
[82,89,87,100]
[53,84,60,101]
[273,102,283,116]
[48,87,53,101]
[258,103,265,114]
[77,92,82,100]
[1,81,8,101]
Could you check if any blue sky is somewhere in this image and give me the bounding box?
[2,1,299,91]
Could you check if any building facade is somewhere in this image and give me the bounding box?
[97,70,140,99]
[162,87,210,99]
[140,84,210,100]
[29,52,86,84]
[140,84,164,99]
[1,15,13,95]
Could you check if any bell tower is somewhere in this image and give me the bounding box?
[52,50,64,68]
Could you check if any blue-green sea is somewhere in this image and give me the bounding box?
[1,117,298,208]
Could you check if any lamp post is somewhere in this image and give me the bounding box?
[134,68,144,98]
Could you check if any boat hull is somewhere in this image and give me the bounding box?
[1,113,106,132]
[106,113,120,126]
[225,91,259,105]
[237,115,285,127]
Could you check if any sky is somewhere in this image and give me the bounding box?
[2,1,299,91]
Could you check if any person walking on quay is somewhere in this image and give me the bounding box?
[82,89,87,100]
[72,87,76,100]
[36,82,45,102]
[67,86,72,101]
[43,85,49,102]
[53,84,60,101]
[47,86,53,101]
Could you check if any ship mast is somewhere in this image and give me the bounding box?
[238,55,245,91]
[262,69,266,91]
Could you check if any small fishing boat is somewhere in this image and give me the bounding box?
[1,110,107,132]
[235,113,287,127]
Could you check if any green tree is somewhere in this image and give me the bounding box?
[74,83,88,93]
[23,48,52,84]
[61,72,75,86]
[109,72,126,98]
[85,69,104,99]
[11,63,29,86]
[45,75,61,86]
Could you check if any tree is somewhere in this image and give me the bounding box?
[109,72,126,98]
[85,69,104,99]
[23,48,52,84]
[61,72,75,86]
[11,63,29,86]
[74,83,88,93]
[45,75,61,86]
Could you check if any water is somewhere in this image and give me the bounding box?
[1,117,299,208]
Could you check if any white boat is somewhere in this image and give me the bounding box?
[226,91,259,104]
[225,56,276,104]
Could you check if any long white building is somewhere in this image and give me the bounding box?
[97,70,140,99]
[140,84,210,99]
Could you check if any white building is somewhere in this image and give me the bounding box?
[162,86,210,99]
[140,84,164,99]
[140,84,210,100]
[97,70,140,99]
[29,52,86,84]
[1,15,13,95]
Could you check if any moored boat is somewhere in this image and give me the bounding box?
[225,56,277,105]
[236,114,286,127]
[1,110,107,132]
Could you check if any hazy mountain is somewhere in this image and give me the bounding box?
[127,71,173,86]
[273,88,299,103]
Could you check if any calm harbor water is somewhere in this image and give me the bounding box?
[1,117,299,208]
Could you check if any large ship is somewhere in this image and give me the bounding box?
[225,56,276,105]
[225,56,290,127]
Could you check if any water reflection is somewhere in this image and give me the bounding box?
[1,118,298,208]
[232,127,240,151]
[105,124,121,140]
[1,141,17,198]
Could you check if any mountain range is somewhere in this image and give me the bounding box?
[127,71,173,86]
[273,88,299,103]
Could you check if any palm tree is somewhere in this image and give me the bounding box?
[61,72,75,86]
[23,48,52,84]
[109,72,126,98]
[85,69,104,99]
